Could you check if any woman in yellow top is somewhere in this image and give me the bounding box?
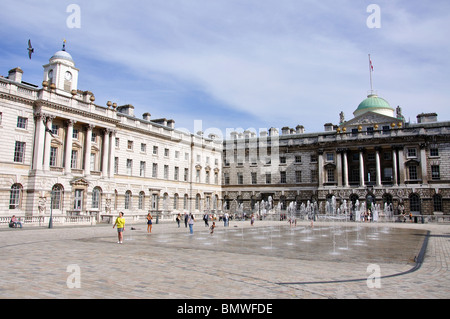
[113,212,125,244]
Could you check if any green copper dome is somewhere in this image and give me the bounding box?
[354,93,394,117]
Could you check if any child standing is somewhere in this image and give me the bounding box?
[210,222,216,235]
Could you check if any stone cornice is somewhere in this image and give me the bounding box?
[34,99,119,125]
[0,91,35,106]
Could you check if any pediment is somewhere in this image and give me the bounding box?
[341,111,398,127]
[70,177,90,186]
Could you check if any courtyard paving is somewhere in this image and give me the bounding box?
[0,219,449,299]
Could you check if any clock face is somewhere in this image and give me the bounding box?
[65,71,72,81]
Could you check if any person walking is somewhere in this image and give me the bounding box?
[223,212,229,227]
[113,212,125,244]
[203,213,209,227]
[188,213,195,234]
[184,212,189,228]
[147,213,153,233]
[176,213,181,228]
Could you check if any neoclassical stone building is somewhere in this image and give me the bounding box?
[0,46,222,223]
[1,45,449,223]
[222,93,450,217]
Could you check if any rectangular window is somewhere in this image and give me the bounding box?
[327,168,335,182]
[90,153,95,171]
[91,132,97,143]
[164,148,169,157]
[407,148,417,158]
[237,172,244,185]
[73,129,79,140]
[127,140,133,150]
[251,172,257,184]
[431,165,440,180]
[114,157,119,174]
[295,156,302,163]
[174,166,179,180]
[184,168,189,182]
[17,116,27,129]
[326,153,334,162]
[152,163,158,178]
[51,124,59,136]
[14,141,26,163]
[279,156,286,164]
[409,165,418,180]
[164,165,169,179]
[153,146,158,155]
[311,169,318,183]
[141,143,146,153]
[140,161,146,177]
[295,171,302,183]
[266,173,271,184]
[115,137,119,148]
[50,147,58,167]
[224,173,230,185]
[280,171,286,183]
[430,148,439,157]
[73,189,83,211]
[126,159,132,175]
[71,150,78,169]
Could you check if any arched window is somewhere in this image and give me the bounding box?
[92,187,102,209]
[410,193,421,212]
[9,184,23,210]
[125,190,132,210]
[52,184,64,210]
[433,194,443,212]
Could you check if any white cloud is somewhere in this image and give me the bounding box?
[1,0,449,133]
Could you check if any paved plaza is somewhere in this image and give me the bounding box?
[0,219,449,299]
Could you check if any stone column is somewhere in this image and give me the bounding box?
[359,147,365,187]
[318,149,324,187]
[343,150,349,187]
[336,149,343,187]
[102,129,110,178]
[420,143,428,184]
[64,120,75,175]
[397,146,405,185]
[109,130,116,178]
[32,113,46,171]
[42,115,55,171]
[375,147,382,187]
[84,124,94,176]
[392,148,398,186]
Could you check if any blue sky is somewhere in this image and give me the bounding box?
[1,0,449,138]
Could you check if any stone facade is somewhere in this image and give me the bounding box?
[1,47,449,222]
[222,105,450,217]
[0,50,222,221]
